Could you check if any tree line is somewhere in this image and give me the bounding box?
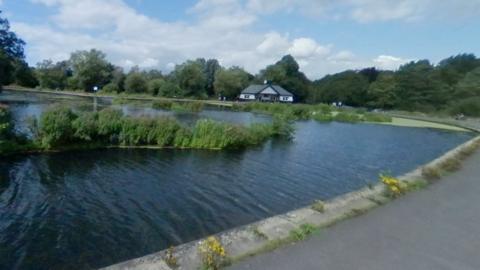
[1,11,479,116]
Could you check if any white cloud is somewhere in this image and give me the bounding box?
[288,38,331,59]
[12,0,441,79]
[245,0,480,22]
[373,55,411,70]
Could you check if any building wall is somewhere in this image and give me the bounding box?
[239,94,256,100]
[279,96,293,102]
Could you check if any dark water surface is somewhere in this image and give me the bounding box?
[0,91,475,269]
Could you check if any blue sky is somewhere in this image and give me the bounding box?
[1,0,479,79]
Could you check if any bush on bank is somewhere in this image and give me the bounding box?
[152,100,204,113]
[231,102,391,124]
[33,106,293,150]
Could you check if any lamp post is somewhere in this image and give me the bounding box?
[93,86,99,112]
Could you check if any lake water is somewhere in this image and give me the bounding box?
[0,90,475,269]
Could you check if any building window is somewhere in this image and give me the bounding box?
[244,95,250,99]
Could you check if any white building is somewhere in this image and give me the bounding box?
[239,83,294,103]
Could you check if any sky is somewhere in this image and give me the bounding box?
[0,0,479,79]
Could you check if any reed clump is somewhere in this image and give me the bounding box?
[31,106,293,150]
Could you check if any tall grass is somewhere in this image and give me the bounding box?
[32,106,292,151]
[152,100,204,113]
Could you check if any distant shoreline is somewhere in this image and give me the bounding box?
[2,86,475,132]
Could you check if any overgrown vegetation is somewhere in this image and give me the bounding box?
[198,236,227,270]
[0,105,293,155]
[289,224,318,241]
[311,200,325,213]
[232,102,392,125]
[380,174,407,198]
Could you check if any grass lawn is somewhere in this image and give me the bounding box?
[380,117,470,132]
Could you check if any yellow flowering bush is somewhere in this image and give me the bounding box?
[198,236,226,270]
[380,174,406,198]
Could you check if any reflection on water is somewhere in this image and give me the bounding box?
[0,90,475,270]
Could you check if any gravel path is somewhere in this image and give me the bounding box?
[230,151,480,270]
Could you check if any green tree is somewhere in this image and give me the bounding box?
[101,82,119,93]
[437,54,480,86]
[111,67,126,92]
[125,72,148,93]
[258,55,311,101]
[0,11,25,59]
[214,67,251,99]
[314,70,369,106]
[394,60,449,111]
[174,60,207,97]
[205,59,221,96]
[0,50,14,86]
[39,106,77,147]
[14,62,38,87]
[366,72,397,108]
[35,60,71,89]
[69,49,114,91]
[147,78,165,96]
[158,81,182,97]
[454,67,480,99]
[0,11,26,88]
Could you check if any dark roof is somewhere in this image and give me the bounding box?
[241,84,293,96]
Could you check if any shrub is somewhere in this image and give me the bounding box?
[147,79,165,96]
[422,166,441,181]
[0,105,13,140]
[290,224,317,241]
[247,123,274,145]
[449,98,480,117]
[173,127,192,148]
[315,104,332,114]
[290,105,311,120]
[72,112,98,141]
[97,108,124,142]
[101,83,119,93]
[333,112,361,123]
[190,120,232,149]
[271,115,295,139]
[171,101,204,113]
[39,106,77,147]
[312,112,333,122]
[119,117,154,145]
[311,200,325,213]
[152,100,173,110]
[147,117,181,146]
[158,81,182,97]
[125,73,148,94]
[438,158,461,172]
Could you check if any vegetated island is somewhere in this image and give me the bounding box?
[0,104,295,156]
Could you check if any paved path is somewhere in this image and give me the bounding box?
[230,151,480,270]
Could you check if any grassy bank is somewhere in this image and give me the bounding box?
[0,105,294,156]
[232,102,392,124]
